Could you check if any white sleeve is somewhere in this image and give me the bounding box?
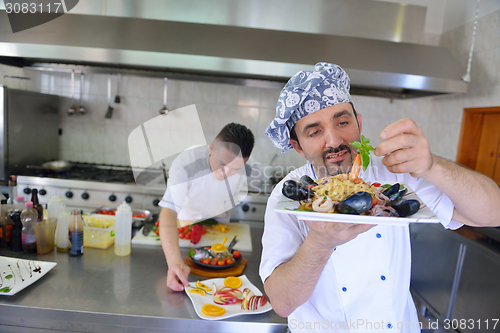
[159,160,189,212]
[259,182,307,283]
[410,178,463,230]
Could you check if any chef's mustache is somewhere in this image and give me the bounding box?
[322,144,353,162]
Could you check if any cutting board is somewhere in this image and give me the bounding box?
[184,257,247,278]
[131,222,253,252]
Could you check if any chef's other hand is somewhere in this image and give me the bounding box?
[374,118,433,178]
[166,262,190,291]
[305,220,375,250]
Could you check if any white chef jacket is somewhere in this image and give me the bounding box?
[159,145,248,224]
[260,156,462,333]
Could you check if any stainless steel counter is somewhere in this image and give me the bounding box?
[0,223,287,333]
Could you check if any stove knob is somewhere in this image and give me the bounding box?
[65,191,73,199]
[39,189,47,196]
[152,199,160,206]
[23,187,31,194]
[82,192,90,200]
[125,195,133,203]
[109,194,117,202]
[242,203,250,212]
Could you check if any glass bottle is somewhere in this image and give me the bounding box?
[31,189,43,223]
[0,199,12,248]
[7,175,18,212]
[68,210,84,256]
[9,209,22,252]
[20,202,38,253]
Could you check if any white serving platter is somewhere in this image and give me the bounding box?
[185,275,272,320]
[274,182,440,225]
[0,256,57,296]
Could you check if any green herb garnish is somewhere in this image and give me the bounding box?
[5,274,12,280]
[0,286,12,293]
[381,184,392,189]
[350,135,375,172]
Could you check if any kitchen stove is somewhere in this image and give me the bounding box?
[14,162,271,222]
[16,162,166,214]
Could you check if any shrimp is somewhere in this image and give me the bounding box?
[349,153,362,182]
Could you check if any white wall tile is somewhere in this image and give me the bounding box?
[238,86,260,107]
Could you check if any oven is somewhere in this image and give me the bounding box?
[15,162,270,225]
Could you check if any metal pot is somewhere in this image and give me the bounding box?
[41,160,72,172]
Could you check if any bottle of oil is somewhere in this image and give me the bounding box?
[68,210,84,256]
[0,199,12,248]
[20,202,38,253]
[31,189,43,223]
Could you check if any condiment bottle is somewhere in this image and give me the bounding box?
[20,202,38,253]
[114,202,132,256]
[56,209,71,252]
[31,189,43,223]
[68,210,84,256]
[0,199,12,248]
[9,209,22,252]
[7,175,18,212]
[48,194,64,246]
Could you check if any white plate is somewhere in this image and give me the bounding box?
[185,275,272,320]
[274,182,440,225]
[0,256,57,296]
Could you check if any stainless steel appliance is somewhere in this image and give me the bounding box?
[15,162,269,223]
[0,86,59,184]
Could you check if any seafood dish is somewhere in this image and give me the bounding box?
[281,154,421,218]
[188,236,242,269]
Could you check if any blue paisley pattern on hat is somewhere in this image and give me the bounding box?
[265,62,353,153]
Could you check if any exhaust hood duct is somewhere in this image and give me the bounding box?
[0,2,467,99]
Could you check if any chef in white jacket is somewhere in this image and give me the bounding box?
[260,62,500,333]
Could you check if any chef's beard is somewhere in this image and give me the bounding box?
[317,144,355,177]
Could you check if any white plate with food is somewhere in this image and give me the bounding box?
[185,275,272,320]
[275,180,440,225]
[0,256,57,296]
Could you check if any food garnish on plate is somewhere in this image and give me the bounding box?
[282,136,420,218]
[187,236,241,267]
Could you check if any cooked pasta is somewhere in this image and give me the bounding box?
[299,176,377,212]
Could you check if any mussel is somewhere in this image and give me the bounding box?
[334,191,373,215]
[389,199,420,217]
[300,175,318,186]
[282,180,315,201]
[382,183,408,202]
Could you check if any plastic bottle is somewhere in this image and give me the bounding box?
[31,189,43,223]
[56,209,71,252]
[0,199,12,248]
[20,202,38,253]
[68,210,84,256]
[114,202,132,256]
[48,194,64,246]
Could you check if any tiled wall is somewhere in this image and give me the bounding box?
[1,8,498,175]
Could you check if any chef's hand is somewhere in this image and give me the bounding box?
[304,220,375,250]
[166,261,190,292]
[374,118,434,178]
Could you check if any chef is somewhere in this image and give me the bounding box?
[259,63,500,332]
[159,123,255,291]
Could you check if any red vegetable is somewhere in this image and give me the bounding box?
[190,224,203,244]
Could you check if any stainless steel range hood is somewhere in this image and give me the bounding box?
[0,0,467,98]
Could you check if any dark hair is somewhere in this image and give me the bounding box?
[290,102,358,147]
[215,123,255,158]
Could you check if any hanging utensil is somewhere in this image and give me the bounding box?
[160,77,168,115]
[114,73,121,104]
[78,72,86,114]
[68,71,76,115]
[105,75,114,119]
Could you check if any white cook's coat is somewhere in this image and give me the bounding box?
[159,145,247,224]
[260,156,462,333]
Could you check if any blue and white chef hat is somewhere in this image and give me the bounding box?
[265,62,353,153]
